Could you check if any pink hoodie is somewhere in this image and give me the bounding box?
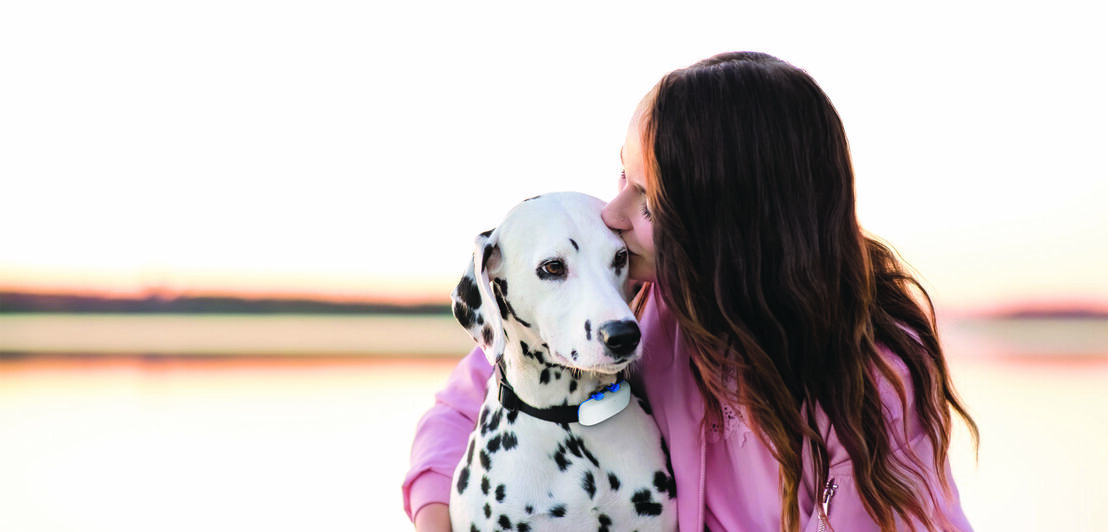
[403,285,973,531]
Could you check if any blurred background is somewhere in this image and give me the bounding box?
[1,0,1106,530]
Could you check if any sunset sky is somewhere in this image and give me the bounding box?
[2,0,1105,312]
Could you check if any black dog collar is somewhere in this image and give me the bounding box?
[495,362,631,426]
[497,379,581,424]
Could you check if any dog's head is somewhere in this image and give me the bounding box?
[451,192,640,374]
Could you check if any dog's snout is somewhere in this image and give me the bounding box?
[598,320,641,360]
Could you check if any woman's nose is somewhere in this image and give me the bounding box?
[601,200,630,232]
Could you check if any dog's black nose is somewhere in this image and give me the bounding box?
[598,320,641,360]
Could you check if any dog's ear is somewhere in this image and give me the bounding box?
[451,228,505,364]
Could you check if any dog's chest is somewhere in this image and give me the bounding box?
[449,390,677,532]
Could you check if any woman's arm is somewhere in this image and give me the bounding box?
[414,503,451,532]
[402,346,493,525]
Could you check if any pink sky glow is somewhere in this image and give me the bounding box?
[2,0,1105,314]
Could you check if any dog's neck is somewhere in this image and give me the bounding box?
[498,328,620,411]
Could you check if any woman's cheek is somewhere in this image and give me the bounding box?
[638,221,655,257]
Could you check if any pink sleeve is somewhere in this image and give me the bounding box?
[401,345,493,522]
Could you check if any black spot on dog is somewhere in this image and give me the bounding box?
[455,275,482,309]
[495,483,506,503]
[453,301,476,329]
[466,439,476,465]
[493,277,508,296]
[569,238,578,251]
[493,281,533,328]
[480,407,497,435]
[470,524,479,532]
[509,308,531,328]
[582,471,596,499]
[525,505,534,514]
[517,523,531,532]
[481,475,490,495]
[481,244,495,272]
[632,489,664,516]
[598,514,612,532]
[479,407,490,433]
[482,326,494,346]
[519,341,547,365]
[660,436,676,498]
[487,434,502,453]
[585,320,591,340]
[506,409,519,424]
[498,515,511,529]
[484,503,492,518]
[565,435,600,467]
[569,379,577,393]
[485,409,503,433]
[539,369,550,385]
[553,447,571,471]
[501,432,518,450]
[549,504,567,518]
[480,450,491,470]
[565,436,583,458]
[494,287,509,320]
[570,350,578,361]
[654,470,676,499]
[456,466,469,494]
[584,446,600,467]
[608,472,621,491]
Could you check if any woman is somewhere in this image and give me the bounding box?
[404,51,977,531]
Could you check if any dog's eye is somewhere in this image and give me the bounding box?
[613,249,628,268]
[538,260,566,279]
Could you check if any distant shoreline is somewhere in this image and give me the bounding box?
[990,309,1108,320]
[4,290,1107,319]
[0,291,451,315]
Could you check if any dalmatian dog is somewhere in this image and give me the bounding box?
[449,192,676,532]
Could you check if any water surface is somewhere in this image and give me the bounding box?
[1,316,1106,531]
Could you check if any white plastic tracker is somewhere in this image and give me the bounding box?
[577,381,632,426]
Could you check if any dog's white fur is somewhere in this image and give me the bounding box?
[448,192,676,532]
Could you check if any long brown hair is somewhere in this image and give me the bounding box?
[640,52,978,531]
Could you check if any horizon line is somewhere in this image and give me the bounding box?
[0,286,448,308]
[3,287,1107,319]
